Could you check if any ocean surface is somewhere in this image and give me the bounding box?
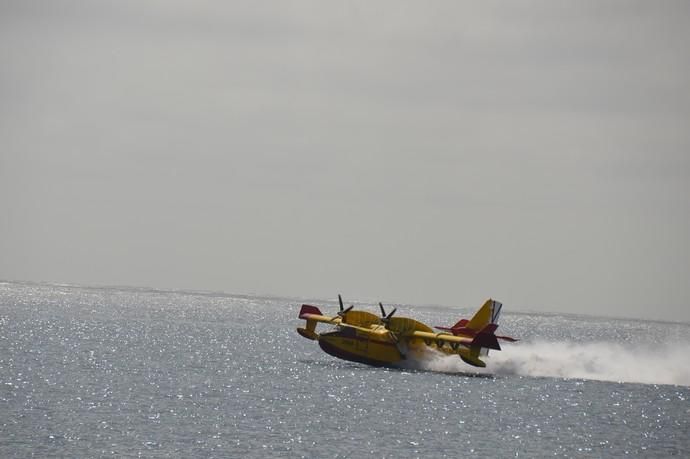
[1,281,689,458]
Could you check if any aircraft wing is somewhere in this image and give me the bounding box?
[297,304,342,340]
[407,329,502,368]
[409,330,473,346]
[298,305,341,325]
[409,329,501,351]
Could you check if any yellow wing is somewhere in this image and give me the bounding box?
[380,314,500,368]
[406,330,494,367]
[381,316,493,367]
[296,304,383,339]
[296,304,340,339]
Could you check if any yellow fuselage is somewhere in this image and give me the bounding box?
[318,325,404,366]
[297,300,506,368]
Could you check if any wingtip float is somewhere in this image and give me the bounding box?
[297,295,518,369]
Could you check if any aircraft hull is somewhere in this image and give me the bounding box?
[318,330,403,366]
[297,299,512,369]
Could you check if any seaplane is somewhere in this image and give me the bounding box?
[297,295,517,368]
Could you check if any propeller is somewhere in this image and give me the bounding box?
[337,294,353,318]
[378,301,399,344]
[377,301,408,357]
[379,303,409,360]
[378,302,396,323]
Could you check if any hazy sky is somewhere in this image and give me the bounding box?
[2,1,689,321]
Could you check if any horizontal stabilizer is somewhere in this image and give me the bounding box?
[497,335,518,342]
[452,318,469,329]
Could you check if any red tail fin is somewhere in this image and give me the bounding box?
[470,324,501,350]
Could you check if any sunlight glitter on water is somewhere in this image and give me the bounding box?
[1,281,689,457]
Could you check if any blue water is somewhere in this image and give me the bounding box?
[1,281,688,457]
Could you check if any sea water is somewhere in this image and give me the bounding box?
[1,281,688,457]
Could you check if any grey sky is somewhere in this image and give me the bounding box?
[2,1,689,321]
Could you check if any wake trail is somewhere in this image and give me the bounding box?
[403,341,690,387]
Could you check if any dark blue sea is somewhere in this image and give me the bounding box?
[1,281,688,457]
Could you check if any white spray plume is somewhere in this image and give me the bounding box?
[402,341,690,387]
